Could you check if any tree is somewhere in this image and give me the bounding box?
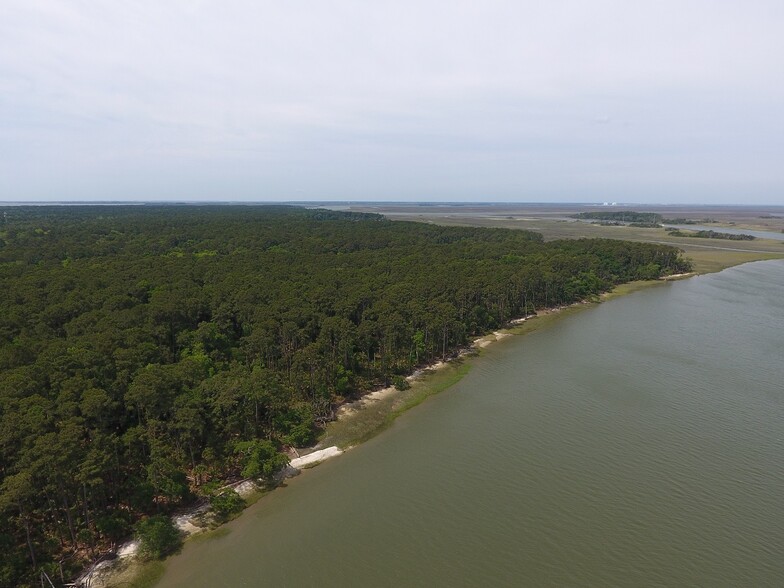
[0,472,37,570]
[209,490,245,522]
[135,515,181,560]
[233,440,290,481]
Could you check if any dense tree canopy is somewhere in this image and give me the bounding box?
[666,228,755,240]
[0,205,690,585]
[573,210,663,223]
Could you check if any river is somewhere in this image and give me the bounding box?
[156,260,784,587]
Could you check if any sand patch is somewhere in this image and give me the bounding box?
[291,446,343,469]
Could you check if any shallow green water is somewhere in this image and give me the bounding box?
[156,261,784,587]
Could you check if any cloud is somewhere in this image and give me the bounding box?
[1,0,783,202]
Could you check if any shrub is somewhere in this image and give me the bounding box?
[135,515,182,560]
[210,490,246,521]
[234,439,290,480]
[393,375,411,391]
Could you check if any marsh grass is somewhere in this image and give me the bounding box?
[120,560,165,588]
[319,361,472,449]
[188,526,231,544]
[683,249,784,273]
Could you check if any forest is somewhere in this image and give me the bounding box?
[0,205,692,586]
[666,228,756,241]
[572,210,663,224]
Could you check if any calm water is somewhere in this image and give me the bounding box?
[157,261,784,588]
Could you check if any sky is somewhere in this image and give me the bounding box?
[1,1,783,204]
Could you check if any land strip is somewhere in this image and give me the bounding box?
[322,204,784,274]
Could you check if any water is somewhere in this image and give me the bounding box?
[157,261,784,587]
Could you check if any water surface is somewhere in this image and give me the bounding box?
[157,261,784,587]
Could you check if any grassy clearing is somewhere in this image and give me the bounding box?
[187,526,231,544]
[241,486,272,508]
[599,280,664,301]
[680,248,784,274]
[503,302,599,337]
[127,561,166,588]
[390,362,472,419]
[319,361,472,449]
[101,559,165,588]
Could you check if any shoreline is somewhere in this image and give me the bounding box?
[78,274,687,588]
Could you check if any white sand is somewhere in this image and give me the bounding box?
[290,446,343,469]
[661,272,695,280]
[117,540,139,558]
[473,330,513,348]
[363,385,397,402]
[173,503,209,534]
[232,480,258,498]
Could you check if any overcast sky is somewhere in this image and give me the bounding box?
[2,1,783,204]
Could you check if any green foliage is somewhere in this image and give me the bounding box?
[662,217,717,224]
[96,512,132,544]
[276,406,317,447]
[393,375,411,391]
[667,228,755,241]
[628,222,662,228]
[234,439,290,480]
[209,490,246,522]
[134,515,182,561]
[127,560,166,588]
[0,205,691,585]
[574,210,663,223]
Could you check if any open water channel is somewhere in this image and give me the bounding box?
[156,260,784,587]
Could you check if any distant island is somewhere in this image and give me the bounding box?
[665,228,756,241]
[573,210,663,225]
[572,211,718,228]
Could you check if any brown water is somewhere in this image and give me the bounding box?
[156,261,784,587]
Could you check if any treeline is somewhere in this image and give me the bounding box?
[0,206,691,586]
[573,211,662,224]
[666,228,755,240]
[574,211,718,226]
[664,217,717,225]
